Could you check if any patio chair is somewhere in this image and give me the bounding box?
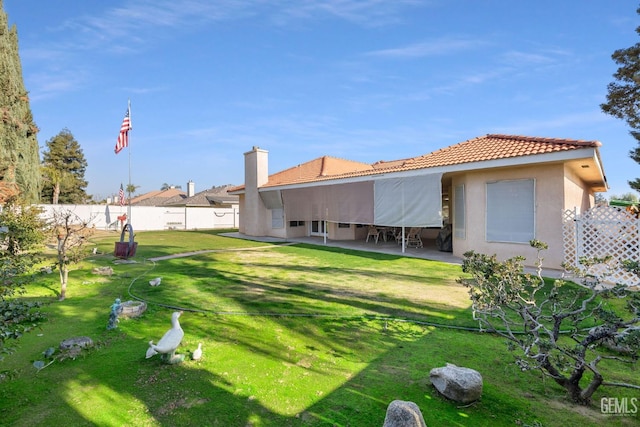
[405,227,423,248]
[366,225,381,243]
[394,228,404,245]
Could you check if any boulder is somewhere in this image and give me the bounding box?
[382,400,427,427]
[59,336,94,358]
[429,363,482,403]
[60,336,93,350]
[92,266,113,276]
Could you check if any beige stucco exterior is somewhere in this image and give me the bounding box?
[234,141,605,271]
[450,163,594,270]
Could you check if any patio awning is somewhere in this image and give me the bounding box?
[279,173,443,227]
[373,173,443,227]
[282,181,374,224]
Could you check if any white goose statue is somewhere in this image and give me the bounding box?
[146,311,184,364]
[192,343,203,361]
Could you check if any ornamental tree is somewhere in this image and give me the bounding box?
[47,208,95,300]
[458,241,640,405]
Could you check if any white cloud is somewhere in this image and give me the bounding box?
[365,37,487,59]
[273,0,425,27]
[500,50,556,66]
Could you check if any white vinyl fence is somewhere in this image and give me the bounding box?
[36,204,239,232]
[563,205,640,287]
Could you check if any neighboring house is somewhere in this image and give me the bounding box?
[166,184,239,208]
[229,134,608,270]
[163,184,240,229]
[129,187,187,206]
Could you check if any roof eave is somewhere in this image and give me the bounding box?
[254,148,603,192]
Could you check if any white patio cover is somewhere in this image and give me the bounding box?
[373,174,443,227]
[282,181,374,224]
[278,173,443,227]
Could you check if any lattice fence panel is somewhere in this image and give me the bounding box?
[563,206,640,287]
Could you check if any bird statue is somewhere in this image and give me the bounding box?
[146,311,184,364]
[192,343,203,361]
[149,277,162,287]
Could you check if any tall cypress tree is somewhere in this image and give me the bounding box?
[0,0,41,203]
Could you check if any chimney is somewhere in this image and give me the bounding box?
[244,146,269,191]
[242,146,269,236]
[187,180,195,197]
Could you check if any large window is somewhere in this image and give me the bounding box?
[271,208,284,229]
[453,184,465,239]
[486,179,535,243]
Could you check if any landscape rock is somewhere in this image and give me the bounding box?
[429,363,482,403]
[59,336,94,359]
[382,400,427,427]
[60,336,94,350]
[92,266,113,276]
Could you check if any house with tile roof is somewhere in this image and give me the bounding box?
[229,134,608,269]
[165,184,239,208]
[128,187,187,206]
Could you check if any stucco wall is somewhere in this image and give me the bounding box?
[238,195,246,234]
[36,204,239,231]
[451,164,572,270]
[563,165,594,214]
[329,222,357,240]
[286,222,308,238]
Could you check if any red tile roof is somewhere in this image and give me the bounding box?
[165,184,238,207]
[264,156,373,187]
[235,134,602,191]
[371,134,601,172]
[129,188,187,206]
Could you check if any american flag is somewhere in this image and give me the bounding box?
[119,184,125,206]
[114,106,131,154]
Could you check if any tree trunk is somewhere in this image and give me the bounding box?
[579,374,603,404]
[58,266,67,300]
[57,246,67,300]
[542,359,593,406]
[52,182,60,205]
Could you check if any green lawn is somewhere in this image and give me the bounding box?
[0,230,637,426]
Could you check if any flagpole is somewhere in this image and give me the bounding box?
[127,99,132,225]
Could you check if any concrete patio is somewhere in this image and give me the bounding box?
[222,232,567,279]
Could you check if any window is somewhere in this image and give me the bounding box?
[454,185,465,239]
[271,208,284,229]
[486,179,535,243]
[338,223,350,228]
[289,220,305,227]
[311,220,326,234]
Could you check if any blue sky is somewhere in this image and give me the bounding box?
[4,0,639,200]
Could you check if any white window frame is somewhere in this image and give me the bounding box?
[486,179,535,243]
[453,184,466,239]
[271,208,284,229]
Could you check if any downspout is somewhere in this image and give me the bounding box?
[324,207,328,244]
[402,182,406,253]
